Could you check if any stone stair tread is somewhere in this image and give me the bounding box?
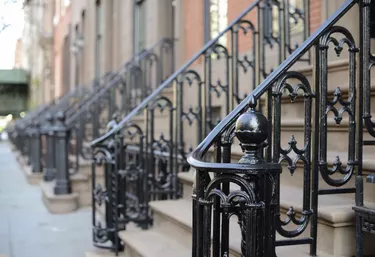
[70,172,89,182]
[225,148,375,168]
[178,171,355,222]
[118,229,191,257]
[68,155,92,166]
[177,170,194,185]
[150,199,333,256]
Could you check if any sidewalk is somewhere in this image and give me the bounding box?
[0,142,94,257]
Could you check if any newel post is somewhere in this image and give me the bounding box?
[53,111,72,195]
[43,113,56,181]
[30,120,42,173]
[234,99,281,257]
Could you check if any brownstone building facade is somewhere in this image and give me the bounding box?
[53,0,72,98]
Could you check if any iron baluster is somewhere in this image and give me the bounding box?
[318,26,358,188]
[353,1,373,257]
[272,71,314,239]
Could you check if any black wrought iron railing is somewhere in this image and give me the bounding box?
[39,38,174,196]
[187,0,374,257]
[89,0,310,254]
[8,85,91,173]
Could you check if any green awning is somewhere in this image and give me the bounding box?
[0,69,28,85]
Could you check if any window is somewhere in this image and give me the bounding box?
[54,0,60,24]
[61,0,70,15]
[209,0,227,46]
[95,0,102,78]
[134,0,146,54]
[80,11,85,84]
[269,0,305,38]
[371,0,375,38]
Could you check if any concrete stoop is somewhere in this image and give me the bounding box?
[15,153,26,165]
[12,151,43,185]
[173,171,375,257]
[37,155,106,211]
[39,172,92,213]
[40,181,79,214]
[71,172,91,207]
[83,170,375,257]
[116,199,331,257]
[22,164,43,185]
[120,230,191,257]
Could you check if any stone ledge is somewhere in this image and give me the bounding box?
[149,199,336,257]
[119,229,191,257]
[40,181,79,214]
[177,171,194,185]
[22,165,43,185]
[179,170,357,226]
[17,154,27,166]
[9,143,16,152]
[71,173,91,207]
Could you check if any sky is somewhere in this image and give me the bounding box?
[0,0,24,69]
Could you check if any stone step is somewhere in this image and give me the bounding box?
[148,191,370,257]
[71,172,91,207]
[178,171,194,200]
[40,180,79,213]
[270,90,375,123]
[68,154,106,178]
[277,121,375,156]
[118,229,191,257]
[117,227,333,257]
[202,147,375,204]
[127,198,336,257]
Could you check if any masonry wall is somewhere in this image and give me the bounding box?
[183,0,324,63]
[53,3,71,98]
[67,0,176,90]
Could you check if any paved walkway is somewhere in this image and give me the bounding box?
[0,142,94,257]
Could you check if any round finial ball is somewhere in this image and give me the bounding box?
[46,113,53,122]
[32,119,38,126]
[235,108,268,145]
[56,111,66,122]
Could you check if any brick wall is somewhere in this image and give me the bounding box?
[183,0,204,63]
[310,0,322,32]
[53,3,71,98]
[227,0,258,54]
[182,0,322,61]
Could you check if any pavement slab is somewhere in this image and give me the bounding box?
[0,142,95,257]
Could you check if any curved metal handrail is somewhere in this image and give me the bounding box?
[90,0,261,147]
[187,0,356,168]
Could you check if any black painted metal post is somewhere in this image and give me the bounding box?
[193,100,281,257]
[25,125,31,165]
[43,113,56,181]
[234,101,280,257]
[53,111,72,195]
[32,120,42,173]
